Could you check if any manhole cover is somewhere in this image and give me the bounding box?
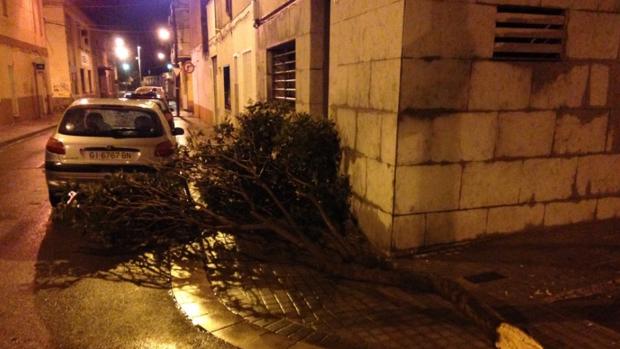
[464,271,506,284]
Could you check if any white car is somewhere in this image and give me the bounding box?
[135,86,166,98]
[45,98,184,206]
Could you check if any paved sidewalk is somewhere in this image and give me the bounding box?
[400,220,620,349]
[0,115,60,148]
[171,233,493,349]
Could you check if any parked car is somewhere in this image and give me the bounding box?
[123,91,174,128]
[45,98,184,206]
[135,86,166,99]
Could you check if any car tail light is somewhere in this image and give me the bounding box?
[155,140,174,157]
[46,137,65,155]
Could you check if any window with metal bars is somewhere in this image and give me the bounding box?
[269,41,296,105]
[223,65,231,110]
[493,5,565,61]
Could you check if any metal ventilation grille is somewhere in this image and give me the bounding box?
[271,41,296,103]
[493,5,565,61]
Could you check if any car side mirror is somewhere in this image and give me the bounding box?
[172,127,184,136]
[169,107,175,112]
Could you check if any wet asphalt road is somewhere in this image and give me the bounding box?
[0,120,232,349]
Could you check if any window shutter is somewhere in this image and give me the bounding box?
[493,5,565,61]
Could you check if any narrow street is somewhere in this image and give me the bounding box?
[0,121,231,349]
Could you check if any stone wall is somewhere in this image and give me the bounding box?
[0,0,49,123]
[328,0,405,252]
[393,0,620,251]
[255,0,328,117]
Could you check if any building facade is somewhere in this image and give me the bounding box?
[43,0,104,111]
[172,0,194,112]
[0,0,50,125]
[186,0,620,255]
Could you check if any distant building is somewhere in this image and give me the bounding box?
[170,0,193,112]
[186,0,620,254]
[0,0,51,124]
[43,0,110,111]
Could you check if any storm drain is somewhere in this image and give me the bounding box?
[464,271,507,284]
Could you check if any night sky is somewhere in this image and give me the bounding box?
[74,0,172,76]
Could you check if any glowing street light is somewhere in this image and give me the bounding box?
[157,52,166,60]
[115,45,130,60]
[121,63,131,71]
[166,63,173,70]
[114,37,125,47]
[157,27,171,41]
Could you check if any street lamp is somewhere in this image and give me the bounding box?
[121,63,131,71]
[136,45,142,85]
[157,52,166,60]
[157,27,171,41]
[114,37,125,47]
[166,63,173,70]
[114,46,130,61]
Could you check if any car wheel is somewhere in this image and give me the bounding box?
[48,191,63,207]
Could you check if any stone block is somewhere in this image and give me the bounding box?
[400,59,471,110]
[599,0,620,11]
[402,0,495,58]
[544,200,597,226]
[487,204,545,234]
[460,161,523,208]
[496,111,556,158]
[362,2,404,61]
[431,112,498,162]
[370,59,401,112]
[606,110,620,153]
[553,110,608,155]
[330,0,402,25]
[469,61,532,110]
[530,64,589,109]
[348,155,367,197]
[346,62,371,108]
[396,115,432,165]
[356,112,381,159]
[393,214,426,250]
[295,69,310,104]
[351,197,393,252]
[576,154,620,196]
[335,108,356,149]
[567,11,620,59]
[426,209,488,244]
[611,63,620,108]
[381,113,398,165]
[329,64,347,105]
[590,64,610,107]
[331,19,361,65]
[540,0,603,9]
[597,197,620,220]
[520,158,578,203]
[395,164,462,214]
[365,159,395,212]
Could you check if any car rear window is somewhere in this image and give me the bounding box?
[59,107,163,138]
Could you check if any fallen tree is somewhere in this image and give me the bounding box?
[56,101,532,345]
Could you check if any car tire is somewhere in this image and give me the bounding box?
[48,191,63,207]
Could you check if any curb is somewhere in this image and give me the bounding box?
[0,124,57,149]
[170,246,544,349]
[169,245,363,349]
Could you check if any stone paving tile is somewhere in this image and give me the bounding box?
[403,221,620,348]
[200,234,492,348]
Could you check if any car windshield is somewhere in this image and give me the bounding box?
[58,107,163,138]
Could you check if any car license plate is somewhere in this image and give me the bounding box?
[86,151,135,161]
